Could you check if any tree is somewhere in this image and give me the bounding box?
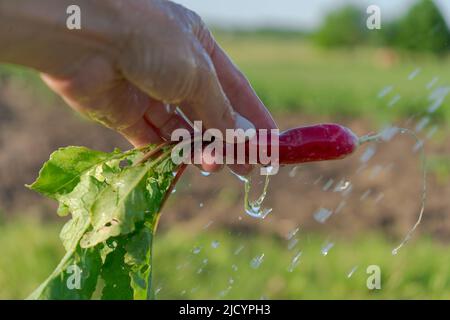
[395,0,450,54]
[314,6,367,48]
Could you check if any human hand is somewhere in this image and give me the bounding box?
[0,0,277,174]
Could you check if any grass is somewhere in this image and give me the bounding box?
[1,34,450,299]
[2,35,450,124]
[216,35,450,123]
[1,218,449,299]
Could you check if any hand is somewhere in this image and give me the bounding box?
[0,0,277,175]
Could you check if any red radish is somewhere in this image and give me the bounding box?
[152,115,362,165]
[222,123,361,165]
[267,123,359,165]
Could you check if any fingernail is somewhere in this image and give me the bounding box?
[234,113,256,142]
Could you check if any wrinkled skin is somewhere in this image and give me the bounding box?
[0,0,277,174]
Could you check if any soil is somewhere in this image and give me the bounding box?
[1,77,449,241]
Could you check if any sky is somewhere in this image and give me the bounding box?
[174,0,450,30]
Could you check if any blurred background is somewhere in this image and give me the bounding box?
[1,0,450,299]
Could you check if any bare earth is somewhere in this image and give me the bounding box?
[1,80,449,241]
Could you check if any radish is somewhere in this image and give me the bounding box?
[252,123,360,165]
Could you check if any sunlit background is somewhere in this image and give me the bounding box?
[1,0,450,299]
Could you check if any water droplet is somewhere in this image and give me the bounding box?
[250,254,265,269]
[286,227,300,240]
[314,207,333,224]
[321,242,334,256]
[244,175,272,219]
[377,85,393,98]
[415,117,430,133]
[199,202,204,208]
[413,140,424,153]
[218,286,232,298]
[380,126,399,141]
[287,238,299,250]
[288,251,302,272]
[171,188,177,194]
[313,175,323,185]
[200,170,211,177]
[335,200,346,214]
[360,146,376,163]
[234,245,244,255]
[369,165,383,180]
[211,240,220,249]
[192,246,201,254]
[388,94,401,108]
[426,76,439,90]
[408,68,421,80]
[374,192,385,204]
[322,178,334,191]
[360,189,372,201]
[342,184,353,197]
[288,166,298,178]
[427,97,444,113]
[347,265,358,278]
[203,220,213,229]
[426,126,438,140]
[231,264,238,272]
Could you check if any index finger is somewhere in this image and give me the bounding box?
[208,41,277,130]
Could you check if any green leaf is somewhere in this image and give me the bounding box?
[125,224,154,300]
[27,146,112,199]
[27,145,180,300]
[28,246,102,300]
[100,240,133,300]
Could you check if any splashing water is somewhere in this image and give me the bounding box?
[288,251,302,272]
[377,85,393,98]
[347,265,358,278]
[360,146,376,163]
[321,242,334,256]
[250,254,265,269]
[359,189,372,201]
[211,240,220,249]
[286,227,300,240]
[408,68,421,80]
[335,200,346,214]
[234,245,244,255]
[314,207,333,224]
[241,173,273,219]
[289,166,298,178]
[322,178,334,191]
[359,127,427,255]
[388,94,401,108]
[192,246,201,254]
[287,238,299,251]
[200,171,211,177]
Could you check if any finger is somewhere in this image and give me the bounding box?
[143,99,193,141]
[196,28,277,130]
[119,117,163,147]
[181,40,238,135]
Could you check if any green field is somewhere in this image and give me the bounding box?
[1,218,449,299]
[1,35,449,299]
[217,35,450,123]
